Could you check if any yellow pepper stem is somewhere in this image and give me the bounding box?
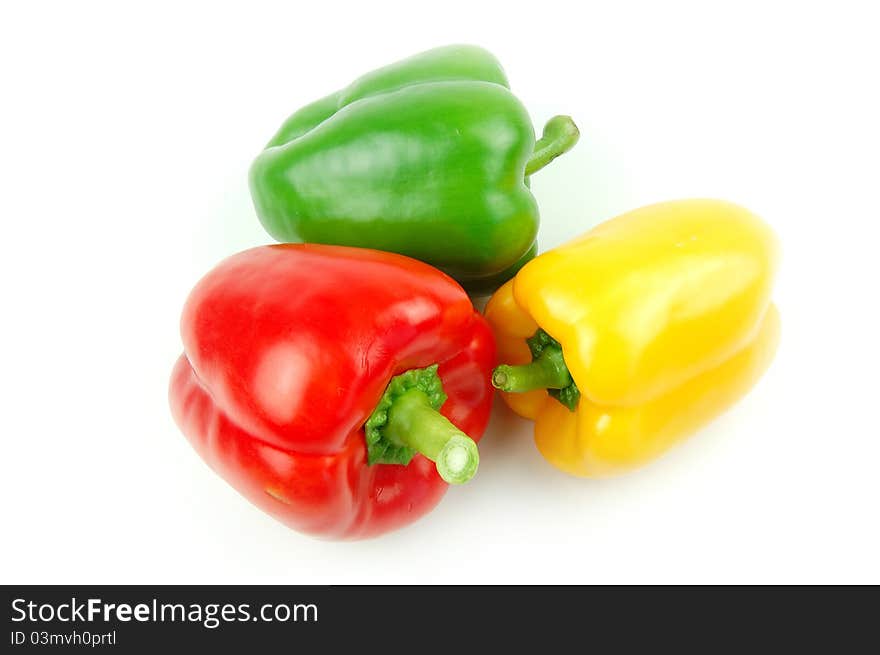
[492,347,572,393]
[493,330,581,411]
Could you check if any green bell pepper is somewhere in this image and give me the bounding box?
[249,45,579,293]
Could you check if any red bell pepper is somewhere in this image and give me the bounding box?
[169,244,495,539]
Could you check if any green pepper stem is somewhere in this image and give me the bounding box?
[384,389,479,484]
[525,115,580,176]
[492,346,572,393]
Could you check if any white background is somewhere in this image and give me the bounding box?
[2,1,878,584]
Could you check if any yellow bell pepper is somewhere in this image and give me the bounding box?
[485,199,780,477]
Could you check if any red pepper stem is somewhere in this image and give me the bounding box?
[525,115,580,176]
[384,389,479,485]
[492,346,572,393]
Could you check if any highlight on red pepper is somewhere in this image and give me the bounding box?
[169,244,495,539]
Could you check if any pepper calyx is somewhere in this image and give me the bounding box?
[527,330,581,411]
[492,329,581,411]
[365,364,446,466]
[364,364,480,484]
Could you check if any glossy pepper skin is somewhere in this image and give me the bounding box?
[249,45,579,294]
[169,244,495,539]
[486,199,780,477]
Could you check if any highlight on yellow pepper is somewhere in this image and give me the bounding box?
[485,199,780,477]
